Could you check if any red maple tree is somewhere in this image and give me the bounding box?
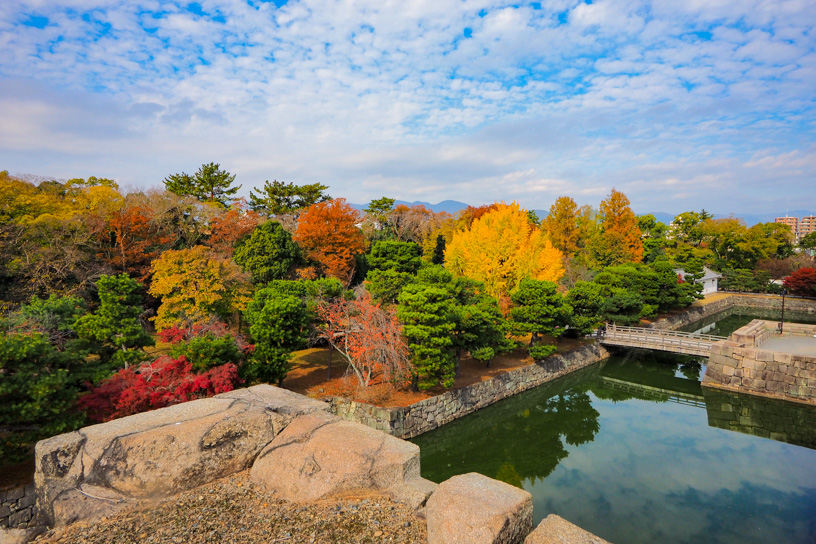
[78,356,242,422]
[783,267,816,297]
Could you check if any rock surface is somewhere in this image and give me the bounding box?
[524,515,611,543]
[35,385,328,527]
[251,411,422,502]
[425,472,533,544]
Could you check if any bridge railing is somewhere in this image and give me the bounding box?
[597,324,727,356]
[604,324,727,343]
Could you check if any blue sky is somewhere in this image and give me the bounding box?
[1,0,815,215]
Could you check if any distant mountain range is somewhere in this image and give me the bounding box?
[350,200,815,228]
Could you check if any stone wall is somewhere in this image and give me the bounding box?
[703,320,816,404]
[649,293,816,330]
[0,483,36,531]
[331,342,610,439]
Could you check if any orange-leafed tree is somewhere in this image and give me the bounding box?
[543,196,581,256]
[206,202,263,256]
[294,198,367,285]
[317,291,411,389]
[98,203,175,282]
[593,189,643,266]
[445,202,564,299]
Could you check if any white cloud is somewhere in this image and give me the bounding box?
[0,0,814,215]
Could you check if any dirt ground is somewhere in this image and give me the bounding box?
[283,335,593,408]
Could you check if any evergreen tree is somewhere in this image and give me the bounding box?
[233,221,302,283]
[249,180,330,216]
[163,162,241,208]
[74,274,154,371]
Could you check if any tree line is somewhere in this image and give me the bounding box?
[1,164,813,463]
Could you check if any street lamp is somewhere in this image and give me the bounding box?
[779,288,788,334]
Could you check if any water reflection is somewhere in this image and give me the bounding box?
[412,352,816,544]
[413,365,602,485]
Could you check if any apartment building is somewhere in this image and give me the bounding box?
[800,216,816,237]
[775,216,799,237]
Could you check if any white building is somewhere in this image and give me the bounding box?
[674,267,722,296]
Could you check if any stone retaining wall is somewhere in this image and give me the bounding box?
[331,342,610,439]
[0,483,36,531]
[703,320,816,404]
[649,294,816,330]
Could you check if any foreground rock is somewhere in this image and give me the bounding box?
[32,471,426,544]
[525,515,612,543]
[426,472,533,544]
[35,385,328,527]
[251,411,429,504]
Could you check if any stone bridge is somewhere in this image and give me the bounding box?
[598,323,727,357]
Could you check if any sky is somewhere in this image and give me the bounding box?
[1,0,815,215]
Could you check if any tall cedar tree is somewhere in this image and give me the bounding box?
[594,189,643,266]
[163,162,241,208]
[249,180,330,216]
[294,199,367,285]
[445,202,564,299]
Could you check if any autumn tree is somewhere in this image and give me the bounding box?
[317,291,411,389]
[74,274,154,370]
[163,162,241,208]
[591,189,643,266]
[445,202,564,299]
[78,355,241,423]
[233,220,302,283]
[149,246,251,330]
[96,202,175,282]
[783,268,816,297]
[206,203,263,256]
[294,199,367,285]
[543,196,581,256]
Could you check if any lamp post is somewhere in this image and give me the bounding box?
[779,288,787,335]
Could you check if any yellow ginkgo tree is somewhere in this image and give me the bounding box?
[445,202,564,299]
[149,246,251,330]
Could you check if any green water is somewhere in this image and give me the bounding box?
[412,315,816,544]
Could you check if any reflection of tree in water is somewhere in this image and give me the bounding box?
[413,366,601,487]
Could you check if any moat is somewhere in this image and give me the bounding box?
[413,312,816,544]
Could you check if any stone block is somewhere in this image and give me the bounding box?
[774,352,792,364]
[722,366,735,377]
[35,385,318,528]
[525,514,611,544]
[251,412,421,502]
[756,350,774,362]
[426,473,532,544]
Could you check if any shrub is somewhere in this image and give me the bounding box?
[528,344,557,360]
